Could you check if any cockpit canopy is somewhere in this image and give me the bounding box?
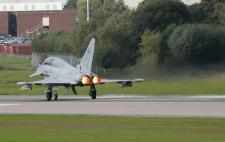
[42,57,69,67]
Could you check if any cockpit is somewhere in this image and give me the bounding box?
[42,57,69,67]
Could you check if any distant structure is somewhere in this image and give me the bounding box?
[0,0,75,37]
[123,0,201,9]
[123,0,143,9]
[182,0,201,5]
[0,0,63,11]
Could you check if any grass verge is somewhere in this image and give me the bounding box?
[0,115,225,142]
[1,55,225,95]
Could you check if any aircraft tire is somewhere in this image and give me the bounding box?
[54,94,58,101]
[46,92,52,101]
[91,91,96,99]
[89,85,97,99]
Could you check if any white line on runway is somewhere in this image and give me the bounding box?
[0,104,20,106]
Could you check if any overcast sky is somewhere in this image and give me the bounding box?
[0,0,143,8]
[63,0,143,8]
[123,0,143,8]
[1,0,201,6]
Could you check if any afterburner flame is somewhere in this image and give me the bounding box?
[82,76,91,85]
[93,76,102,84]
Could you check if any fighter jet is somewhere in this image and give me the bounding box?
[17,38,144,101]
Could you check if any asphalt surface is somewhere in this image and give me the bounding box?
[0,95,225,118]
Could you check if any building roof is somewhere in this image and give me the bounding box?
[0,0,63,3]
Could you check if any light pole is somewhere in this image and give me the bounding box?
[87,0,90,21]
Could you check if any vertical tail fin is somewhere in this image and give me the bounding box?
[79,38,95,73]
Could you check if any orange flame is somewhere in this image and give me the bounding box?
[93,76,102,84]
[82,76,91,85]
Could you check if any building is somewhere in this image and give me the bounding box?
[0,10,75,37]
[16,10,75,37]
[0,12,8,35]
[0,0,75,37]
[0,0,64,11]
[0,43,32,55]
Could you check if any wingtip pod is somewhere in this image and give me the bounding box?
[134,78,144,82]
[17,82,32,90]
[17,82,27,86]
[121,78,144,88]
[20,85,32,90]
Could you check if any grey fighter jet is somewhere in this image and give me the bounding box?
[17,38,144,101]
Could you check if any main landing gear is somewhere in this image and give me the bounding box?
[46,87,58,101]
[45,85,97,101]
[89,84,97,99]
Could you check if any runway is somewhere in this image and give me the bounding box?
[0,95,225,118]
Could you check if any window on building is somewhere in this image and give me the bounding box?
[32,5,35,10]
[46,4,50,10]
[24,5,28,11]
[53,4,57,10]
[10,5,14,11]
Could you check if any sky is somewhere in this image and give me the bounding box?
[123,0,202,7]
[63,0,143,8]
[1,0,201,7]
[123,0,143,8]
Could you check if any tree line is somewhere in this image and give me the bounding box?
[32,0,225,69]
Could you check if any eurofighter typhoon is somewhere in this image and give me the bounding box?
[17,38,143,101]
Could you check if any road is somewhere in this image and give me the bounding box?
[0,95,225,118]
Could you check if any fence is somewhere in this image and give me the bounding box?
[31,52,80,67]
[0,44,32,55]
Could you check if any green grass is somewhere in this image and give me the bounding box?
[0,115,225,142]
[0,55,42,95]
[94,76,225,95]
[2,55,225,95]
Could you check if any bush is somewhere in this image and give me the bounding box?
[95,12,139,69]
[32,31,74,53]
[159,24,177,63]
[133,0,190,32]
[168,24,225,63]
[141,30,161,57]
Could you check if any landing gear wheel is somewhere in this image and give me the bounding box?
[90,85,97,99]
[54,94,58,101]
[91,90,96,99]
[46,92,52,101]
